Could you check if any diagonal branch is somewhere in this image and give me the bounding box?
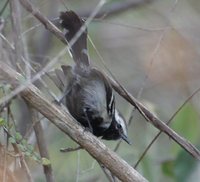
[0,61,147,182]
[108,75,200,160]
[18,0,66,44]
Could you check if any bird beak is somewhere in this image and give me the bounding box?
[120,133,131,145]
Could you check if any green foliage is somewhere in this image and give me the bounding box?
[42,157,51,166]
[0,115,51,168]
[9,136,16,144]
[0,117,6,126]
[161,103,199,181]
[15,131,23,141]
[161,149,198,182]
[3,123,50,166]
[174,150,198,182]
[8,131,41,163]
[162,160,175,179]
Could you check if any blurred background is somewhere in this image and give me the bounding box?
[0,0,200,181]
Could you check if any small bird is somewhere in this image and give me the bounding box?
[57,11,130,144]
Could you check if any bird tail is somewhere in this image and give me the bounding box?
[60,11,89,66]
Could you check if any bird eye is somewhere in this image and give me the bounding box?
[117,124,122,129]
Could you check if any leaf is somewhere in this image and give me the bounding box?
[27,144,34,152]
[15,132,23,141]
[22,139,27,146]
[161,160,175,178]
[42,158,51,166]
[25,150,32,157]
[32,155,40,163]
[18,143,26,152]
[0,118,6,127]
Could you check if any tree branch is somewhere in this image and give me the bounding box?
[29,107,55,182]
[18,0,66,44]
[0,61,147,182]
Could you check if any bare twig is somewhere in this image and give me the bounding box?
[79,0,153,18]
[18,152,34,182]
[9,0,24,70]
[0,146,18,182]
[98,162,114,182]
[0,0,9,16]
[136,0,178,99]
[19,0,66,44]
[0,61,147,182]
[29,107,55,182]
[60,146,82,153]
[3,141,7,182]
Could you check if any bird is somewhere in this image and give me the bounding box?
[56,10,130,144]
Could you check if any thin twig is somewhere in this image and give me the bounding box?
[0,0,9,16]
[18,152,34,182]
[75,150,80,182]
[3,141,7,182]
[79,0,154,18]
[134,86,200,168]
[9,0,24,70]
[60,146,83,153]
[136,0,178,100]
[87,18,169,32]
[22,18,168,38]
[98,162,114,182]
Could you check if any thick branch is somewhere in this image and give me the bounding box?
[0,61,147,182]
